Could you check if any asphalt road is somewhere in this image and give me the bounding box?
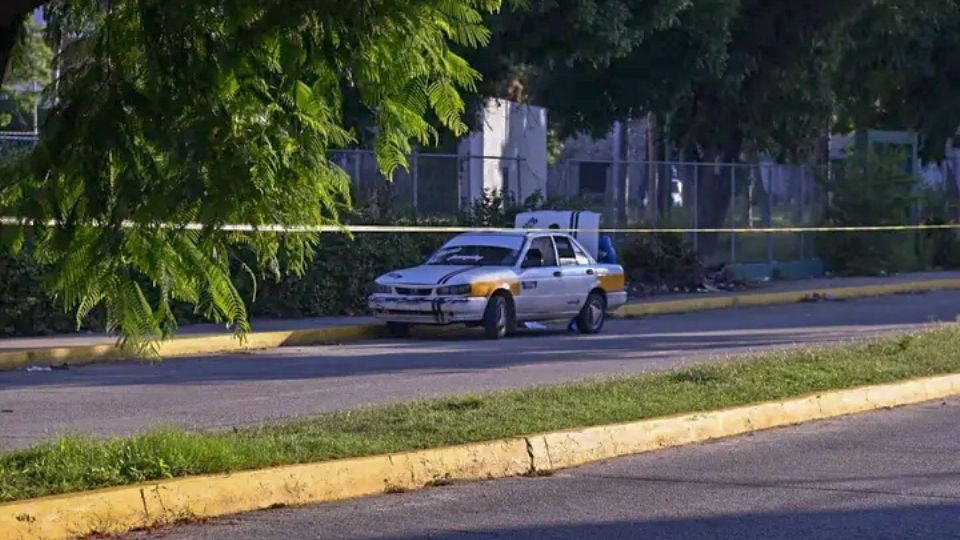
[128,397,960,540]
[1,291,959,450]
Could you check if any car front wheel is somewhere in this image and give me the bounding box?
[483,293,514,340]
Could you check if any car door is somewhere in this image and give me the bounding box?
[553,235,595,314]
[515,236,565,318]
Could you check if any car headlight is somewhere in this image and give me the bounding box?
[436,284,472,296]
[373,283,393,294]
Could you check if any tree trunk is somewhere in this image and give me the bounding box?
[696,155,735,258]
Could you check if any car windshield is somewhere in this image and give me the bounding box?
[426,245,520,266]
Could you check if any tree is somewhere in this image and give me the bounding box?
[483,0,869,253]
[462,0,699,128]
[0,0,500,350]
[835,0,960,159]
[520,0,738,137]
[1,15,53,130]
[471,0,868,249]
[0,1,47,86]
[668,0,870,253]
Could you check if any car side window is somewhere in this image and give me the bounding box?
[553,236,578,266]
[529,236,558,267]
[572,243,591,265]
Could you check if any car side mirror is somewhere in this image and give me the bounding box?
[522,248,544,268]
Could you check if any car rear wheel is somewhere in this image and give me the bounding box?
[576,292,606,334]
[483,293,515,340]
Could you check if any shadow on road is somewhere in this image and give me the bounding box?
[375,503,960,539]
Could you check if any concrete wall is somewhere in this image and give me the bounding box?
[458,99,548,204]
[547,117,649,200]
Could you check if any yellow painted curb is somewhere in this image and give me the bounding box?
[4,372,960,540]
[0,325,384,372]
[0,438,531,540]
[613,278,960,317]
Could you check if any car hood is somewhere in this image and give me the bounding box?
[377,265,510,286]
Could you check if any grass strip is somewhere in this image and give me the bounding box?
[3,325,960,503]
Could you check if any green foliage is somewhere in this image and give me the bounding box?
[468,0,720,136]
[835,0,960,159]
[248,222,449,318]
[0,17,52,130]
[817,150,920,275]
[461,188,546,227]
[0,0,501,351]
[0,244,89,337]
[914,186,960,269]
[618,233,703,292]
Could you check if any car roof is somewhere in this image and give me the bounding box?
[454,230,567,238]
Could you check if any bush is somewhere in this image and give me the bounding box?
[248,229,447,318]
[618,233,703,293]
[818,150,922,275]
[0,246,100,337]
[914,187,960,269]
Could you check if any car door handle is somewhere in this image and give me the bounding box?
[586,269,595,275]
[553,271,562,277]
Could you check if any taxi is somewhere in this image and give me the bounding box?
[369,221,627,339]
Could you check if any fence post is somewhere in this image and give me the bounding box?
[411,150,419,213]
[799,167,807,261]
[353,150,361,193]
[456,155,463,211]
[729,165,736,264]
[693,163,700,253]
[766,164,774,265]
[517,155,524,203]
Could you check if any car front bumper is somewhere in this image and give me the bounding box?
[369,294,488,325]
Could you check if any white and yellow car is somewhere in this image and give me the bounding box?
[369,230,627,339]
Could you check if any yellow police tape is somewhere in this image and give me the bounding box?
[2,216,959,234]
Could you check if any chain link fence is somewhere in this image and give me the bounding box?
[0,132,38,161]
[329,149,536,217]
[5,135,956,268]
[547,159,828,265]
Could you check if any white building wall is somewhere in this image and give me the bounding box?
[458,98,548,204]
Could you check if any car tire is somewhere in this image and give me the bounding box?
[483,293,514,340]
[386,322,411,338]
[576,292,606,335]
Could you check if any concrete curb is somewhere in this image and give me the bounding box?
[3,372,960,540]
[2,278,959,372]
[0,325,385,372]
[613,278,960,317]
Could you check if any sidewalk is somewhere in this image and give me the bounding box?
[1,271,959,369]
